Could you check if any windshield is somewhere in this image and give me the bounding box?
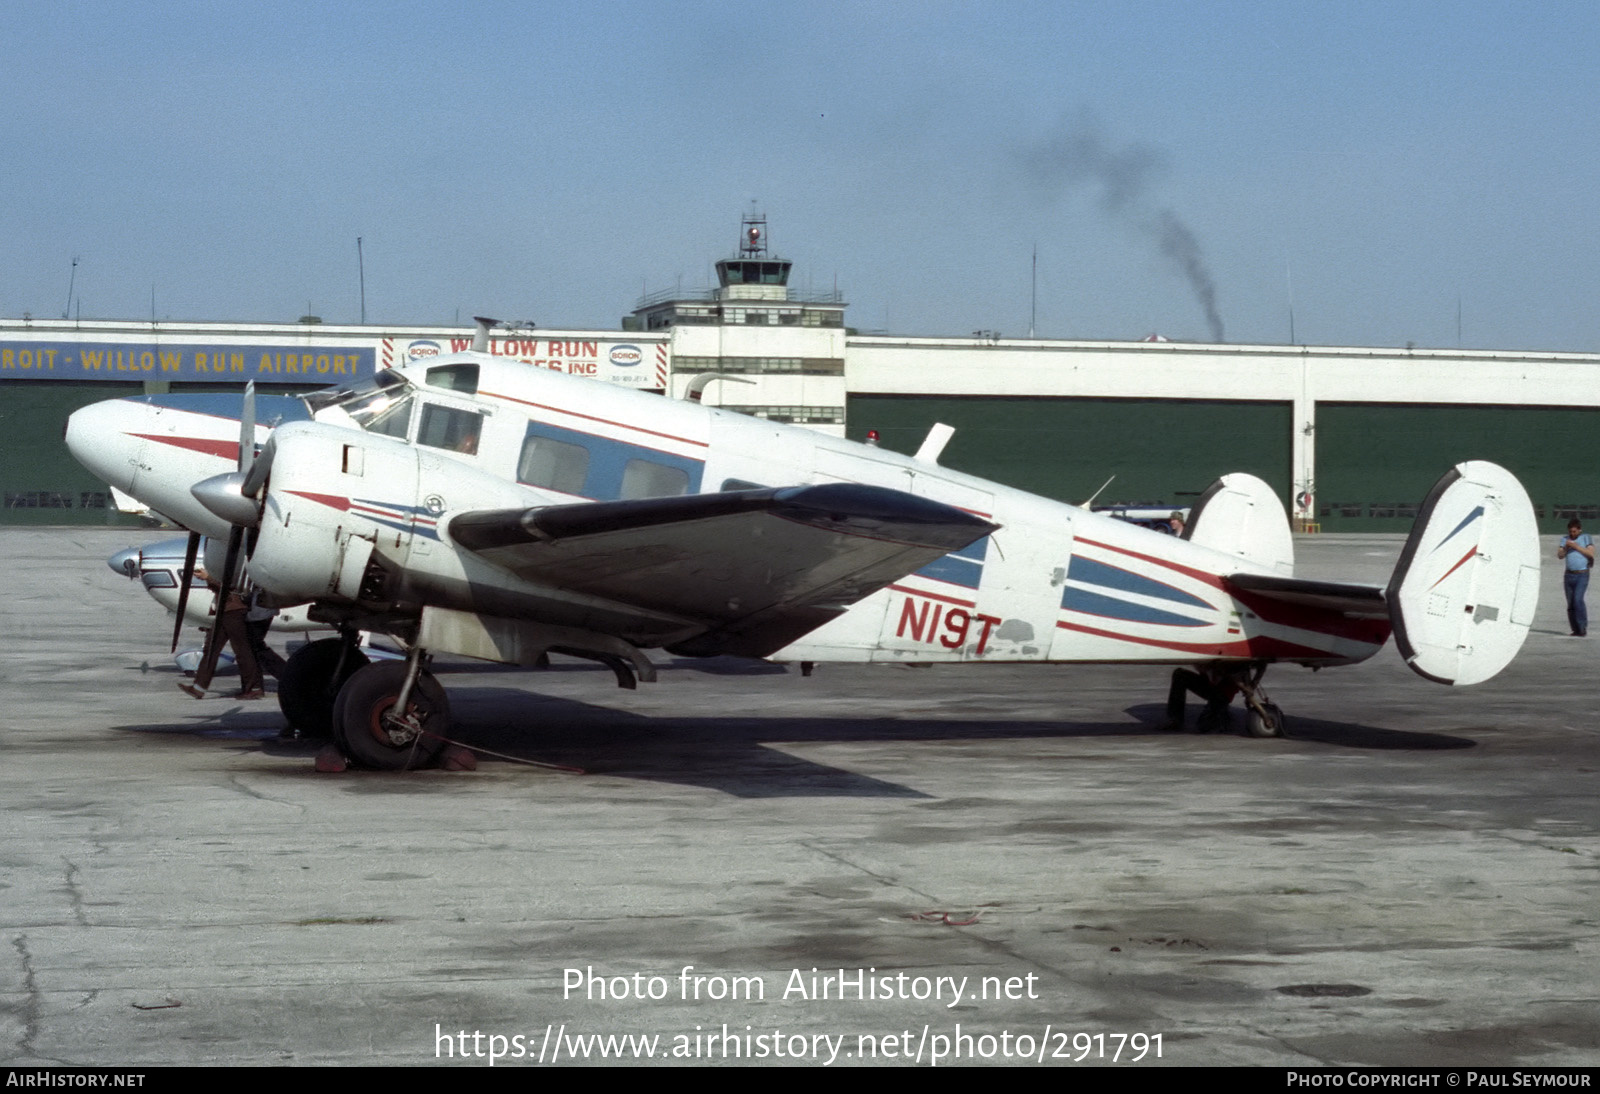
[302,369,409,414]
[303,371,414,437]
[347,391,414,437]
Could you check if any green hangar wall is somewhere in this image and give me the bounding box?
[0,382,148,526]
[845,394,1293,511]
[1316,403,1600,533]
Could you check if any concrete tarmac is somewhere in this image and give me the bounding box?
[1,527,1595,1067]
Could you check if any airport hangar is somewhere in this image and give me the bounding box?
[5,234,1599,536]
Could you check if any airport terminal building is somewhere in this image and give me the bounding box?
[5,218,1598,532]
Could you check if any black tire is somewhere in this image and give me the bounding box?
[332,661,450,771]
[277,638,370,737]
[1248,702,1287,739]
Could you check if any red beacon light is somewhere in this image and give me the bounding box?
[865,429,880,447]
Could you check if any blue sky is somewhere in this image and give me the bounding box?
[4,1,1597,351]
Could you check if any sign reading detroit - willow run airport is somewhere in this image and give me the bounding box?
[0,339,375,384]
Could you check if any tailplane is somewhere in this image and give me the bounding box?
[1386,461,1540,686]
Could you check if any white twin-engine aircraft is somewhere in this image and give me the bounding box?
[66,325,1541,769]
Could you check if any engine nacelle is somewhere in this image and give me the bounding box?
[249,423,420,605]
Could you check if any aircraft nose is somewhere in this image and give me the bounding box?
[65,398,148,496]
[107,545,143,579]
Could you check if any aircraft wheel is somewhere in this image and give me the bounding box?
[1247,702,1287,739]
[332,662,450,771]
[278,638,369,737]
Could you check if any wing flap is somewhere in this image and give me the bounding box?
[449,484,998,657]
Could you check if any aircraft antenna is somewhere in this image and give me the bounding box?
[1082,474,1116,508]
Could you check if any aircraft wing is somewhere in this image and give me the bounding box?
[1226,572,1389,618]
[449,483,999,657]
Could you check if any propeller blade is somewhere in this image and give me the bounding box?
[239,433,275,500]
[238,381,257,475]
[190,527,244,693]
[170,531,201,653]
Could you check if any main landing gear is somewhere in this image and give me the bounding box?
[278,638,452,768]
[277,636,370,737]
[1163,662,1286,738]
[332,649,449,770]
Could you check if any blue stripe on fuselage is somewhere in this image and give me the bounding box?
[1061,585,1209,627]
[1066,554,1213,610]
[520,420,704,500]
[914,535,988,589]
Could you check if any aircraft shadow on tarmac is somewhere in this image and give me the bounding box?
[109,673,1476,800]
[1120,704,1476,751]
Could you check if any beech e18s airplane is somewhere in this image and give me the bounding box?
[66,321,1541,769]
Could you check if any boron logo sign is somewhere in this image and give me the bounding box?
[407,340,442,361]
[609,344,642,367]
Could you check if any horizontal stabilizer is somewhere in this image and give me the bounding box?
[1387,461,1539,686]
[1227,572,1388,618]
[449,484,998,658]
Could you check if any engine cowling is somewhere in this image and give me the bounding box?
[248,422,420,605]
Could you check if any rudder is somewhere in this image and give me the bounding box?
[1184,473,1295,576]
[1386,460,1539,686]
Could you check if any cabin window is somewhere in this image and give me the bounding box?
[518,434,589,495]
[417,404,483,455]
[426,363,480,394]
[620,458,690,499]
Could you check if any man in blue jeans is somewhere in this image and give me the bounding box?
[1558,520,1595,636]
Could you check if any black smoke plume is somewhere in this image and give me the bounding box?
[1025,116,1225,342]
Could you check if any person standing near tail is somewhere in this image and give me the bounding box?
[1558,520,1594,636]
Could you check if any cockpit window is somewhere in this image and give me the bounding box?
[417,404,484,455]
[302,368,407,414]
[352,393,413,438]
[426,363,480,394]
[303,370,415,437]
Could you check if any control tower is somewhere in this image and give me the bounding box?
[628,212,849,434]
[629,211,845,332]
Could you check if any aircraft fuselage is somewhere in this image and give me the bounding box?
[66,354,1392,670]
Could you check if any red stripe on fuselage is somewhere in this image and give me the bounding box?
[1074,536,1228,590]
[284,490,353,511]
[130,433,239,460]
[886,583,978,609]
[481,389,708,450]
[1075,534,1387,643]
[1054,618,1374,660]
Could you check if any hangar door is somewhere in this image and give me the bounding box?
[846,395,1292,511]
[0,381,147,526]
[1317,403,1600,534]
